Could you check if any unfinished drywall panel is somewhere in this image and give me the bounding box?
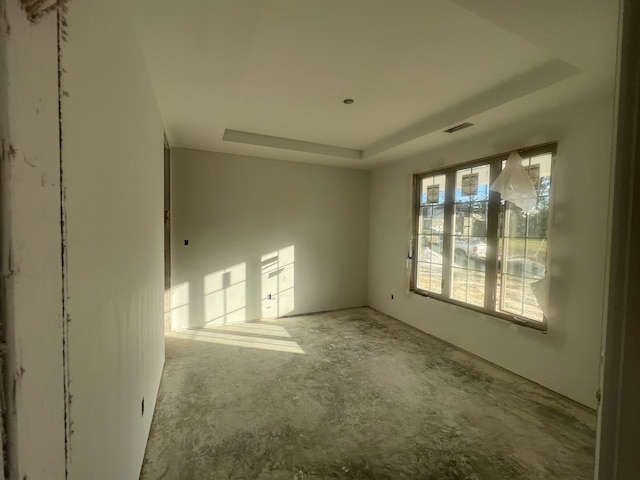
[368,94,615,408]
[61,0,165,478]
[2,1,66,478]
[171,149,369,329]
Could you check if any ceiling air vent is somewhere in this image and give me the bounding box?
[444,122,474,133]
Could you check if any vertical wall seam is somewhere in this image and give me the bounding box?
[0,1,11,477]
[56,7,70,479]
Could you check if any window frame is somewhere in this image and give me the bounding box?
[410,142,557,331]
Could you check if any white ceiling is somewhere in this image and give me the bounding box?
[129,0,619,169]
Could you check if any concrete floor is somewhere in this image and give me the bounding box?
[140,308,596,480]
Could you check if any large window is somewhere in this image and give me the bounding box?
[412,144,555,330]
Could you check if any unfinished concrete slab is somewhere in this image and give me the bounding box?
[140,308,595,480]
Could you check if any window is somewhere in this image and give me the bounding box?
[412,144,555,330]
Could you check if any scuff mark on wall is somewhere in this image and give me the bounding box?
[9,345,22,426]
[22,156,35,169]
[0,262,17,280]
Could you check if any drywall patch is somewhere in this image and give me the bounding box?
[20,0,69,23]
[0,142,16,169]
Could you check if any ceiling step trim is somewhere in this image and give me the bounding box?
[223,129,362,160]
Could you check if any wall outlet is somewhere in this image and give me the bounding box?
[391,294,394,300]
[141,397,145,416]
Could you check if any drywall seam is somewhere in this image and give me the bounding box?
[4,1,67,476]
[56,7,70,478]
[0,0,10,476]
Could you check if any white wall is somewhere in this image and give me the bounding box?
[3,2,66,478]
[171,148,369,329]
[368,94,615,408]
[62,0,165,478]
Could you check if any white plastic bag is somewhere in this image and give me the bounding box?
[490,151,537,211]
[530,274,550,318]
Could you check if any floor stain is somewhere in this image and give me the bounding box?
[140,307,596,480]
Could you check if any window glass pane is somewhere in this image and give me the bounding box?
[451,267,468,302]
[451,164,489,307]
[420,174,446,205]
[471,202,488,237]
[454,204,470,236]
[500,274,524,315]
[467,270,485,307]
[453,235,487,272]
[416,262,429,291]
[416,261,442,295]
[417,239,443,264]
[525,239,546,278]
[526,207,548,238]
[430,264,443,293]
[451,267,484,307]
[453,202,489,238]
[416,174,445,295]
[455,165,490,202]
[523,277,544,321]
[497,152,551,322]
[538,175,551,196]
[503,238,526,275]
[506,204,526,237]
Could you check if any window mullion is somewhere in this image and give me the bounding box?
[442,171,456,297]
[484,159,502,310]
[410,174,420,292]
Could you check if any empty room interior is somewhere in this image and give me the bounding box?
[2,0,640,479]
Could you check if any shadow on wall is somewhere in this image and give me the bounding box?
[168,245,303,354]
[169,245,295,328]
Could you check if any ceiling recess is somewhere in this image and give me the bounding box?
[443,122,474,133]
[222,129,363,160]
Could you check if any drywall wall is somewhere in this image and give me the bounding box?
[2,2,66,478]
[368,94,615,408]
[61,0,165,478]
[170,148,369,329]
